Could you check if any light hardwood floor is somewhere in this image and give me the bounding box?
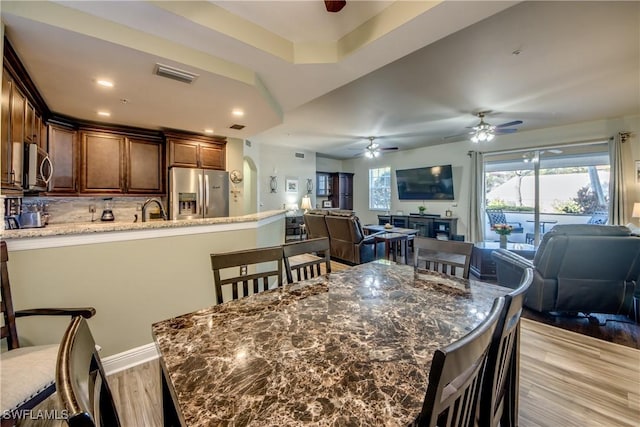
[21,318,639,427]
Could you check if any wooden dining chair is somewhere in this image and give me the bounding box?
[413,237,474,279]
[211,246,284,304]
[0,241,95,427]
[415,297,505,427]
[283,237,331,283]
[478,268,534,427]
[56,315,121,427]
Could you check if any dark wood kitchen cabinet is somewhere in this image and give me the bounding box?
[25,100,35,142]
[1,71,28,190]
[126,137,163,194]
[329,172,354,210]
[167,133,226,170]
[80,131,125,193]
[48,124,78,193]
[79,130,164,194]
[1,72,12,188]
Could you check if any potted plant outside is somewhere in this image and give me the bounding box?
[418,205,426,215]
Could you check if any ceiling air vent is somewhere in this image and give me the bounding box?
[154,63,199,84]
[295,153,305,159]
[230,124,245,130]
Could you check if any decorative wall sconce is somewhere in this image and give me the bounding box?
[306,178,313,194]
[270,176,278,193]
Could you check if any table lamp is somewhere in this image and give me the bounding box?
[632,202,640,225]
[300,195,312,213]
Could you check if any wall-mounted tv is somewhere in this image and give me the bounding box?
[396,165,454,200]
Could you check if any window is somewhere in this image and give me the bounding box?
[484,141,610,244]
[369,167,391,211]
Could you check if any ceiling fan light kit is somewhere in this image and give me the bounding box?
[470,112,496,143]
[365,137,381,158]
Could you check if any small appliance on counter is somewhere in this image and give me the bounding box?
[3,199,49,229]
[17,211,44,228]
[100,198,115,222]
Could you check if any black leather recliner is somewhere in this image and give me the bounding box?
[492,224,640,317]
[304,211,384,265]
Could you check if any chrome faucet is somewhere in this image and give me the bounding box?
[141,198,168,222]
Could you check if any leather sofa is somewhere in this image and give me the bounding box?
[492,224,640,317]
[304,210,383,265]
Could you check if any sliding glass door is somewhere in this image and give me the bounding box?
[484,142,610,245]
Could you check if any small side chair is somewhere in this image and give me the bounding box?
[283,237,331,283]
[56,316,121,427]
[211,246,284,304]
[0,241,95,427]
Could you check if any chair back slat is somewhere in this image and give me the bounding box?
[211,246,284,304]
[417,297,505,427]
[57,316,121,427]
[413,237,473,279]
[1,241,20,349]
[479,268,534,427]
[283,238,331,283]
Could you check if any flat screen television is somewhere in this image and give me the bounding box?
[396,165,454,200]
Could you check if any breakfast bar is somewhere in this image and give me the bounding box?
[152,261,510,426]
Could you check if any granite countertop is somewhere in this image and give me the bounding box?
[153,262,510,426]
[2,210,285,239]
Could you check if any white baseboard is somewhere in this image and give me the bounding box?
[102,342,159,376]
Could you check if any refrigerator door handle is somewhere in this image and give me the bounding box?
[204,174,210,215]
[198,173,203,215]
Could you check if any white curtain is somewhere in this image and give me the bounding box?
[468,151,485,242]
[608,133,627,225]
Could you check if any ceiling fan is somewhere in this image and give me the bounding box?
[361,136,398,158]
[324,1,346,13]
[445,112,523,142]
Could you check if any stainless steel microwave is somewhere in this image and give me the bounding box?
[23,143,53,191]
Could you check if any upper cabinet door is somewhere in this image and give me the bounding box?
[80,131,125,193]
[168,138,199,168]
[1,72,12,187]
[48,125,78,194]
[127,138,163,194]
[199,142,225,170]
[25,100,35,143]
[9,86,25,187]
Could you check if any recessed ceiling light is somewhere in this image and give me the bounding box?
[97,111,111,117]
[232,109,244,117]
[97,79,114,88]
[204,129,214,134]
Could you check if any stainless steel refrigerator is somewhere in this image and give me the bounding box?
[169,167,229,220]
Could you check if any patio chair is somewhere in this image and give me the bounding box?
[486,209,524,234]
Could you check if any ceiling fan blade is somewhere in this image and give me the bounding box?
[495,120,523,128]
[495,128,518,134]
[444,132,471,140]
[381,147,398,151]
[324,1,346,12]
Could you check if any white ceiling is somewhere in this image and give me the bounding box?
[1,1,638,159]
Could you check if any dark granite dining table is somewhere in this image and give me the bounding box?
[152,261,511,427]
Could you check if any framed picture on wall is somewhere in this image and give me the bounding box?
[286,179,298,193]
[636,160,640,184]
[322,200,332,208]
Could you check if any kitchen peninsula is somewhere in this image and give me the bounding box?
[2,211,285,358]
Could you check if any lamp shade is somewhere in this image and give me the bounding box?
[632,203,640,218]
[300,195,312,211]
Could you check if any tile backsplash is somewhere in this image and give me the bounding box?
[22,196,167,225]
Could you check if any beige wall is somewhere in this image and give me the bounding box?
[7,218,284,356]
[346,115,640,238]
